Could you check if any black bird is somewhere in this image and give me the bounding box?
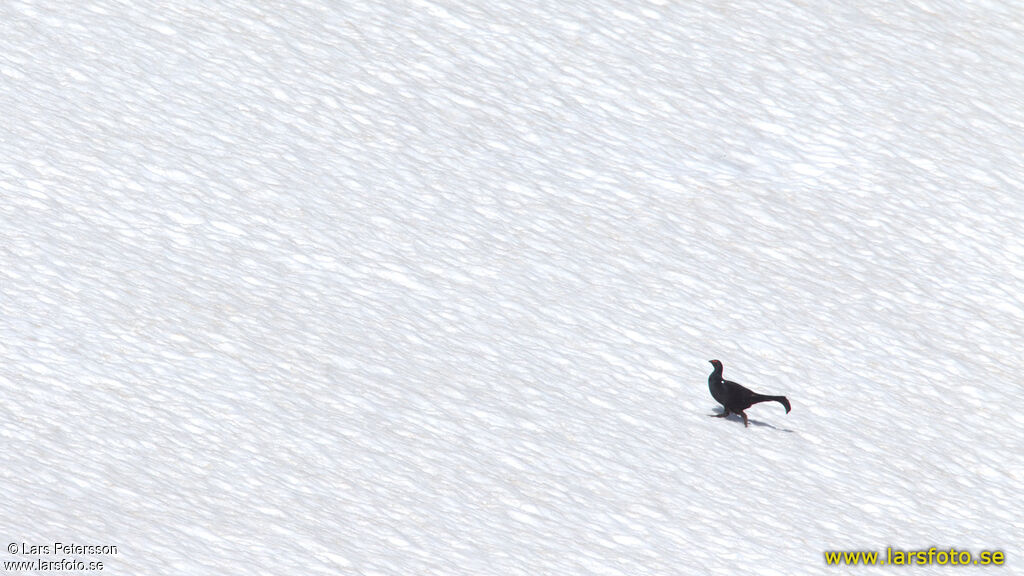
[707,359,791,427]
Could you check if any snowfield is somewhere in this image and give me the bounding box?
[2,0,1021,574]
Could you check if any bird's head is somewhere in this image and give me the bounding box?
[708,359,722,369]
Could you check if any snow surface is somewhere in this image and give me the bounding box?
[2,0,1022,574]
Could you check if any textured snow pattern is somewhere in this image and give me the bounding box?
[2,0,1022,574]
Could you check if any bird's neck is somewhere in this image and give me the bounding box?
[709,366,723,385]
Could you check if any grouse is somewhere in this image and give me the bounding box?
[707,359,791,427]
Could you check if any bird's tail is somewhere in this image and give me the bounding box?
[750,394,791,413]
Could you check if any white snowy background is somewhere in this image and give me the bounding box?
[2,0,1022,574]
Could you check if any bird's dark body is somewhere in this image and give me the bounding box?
[707,360,790,427]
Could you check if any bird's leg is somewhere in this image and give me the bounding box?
[738,411,748,427]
